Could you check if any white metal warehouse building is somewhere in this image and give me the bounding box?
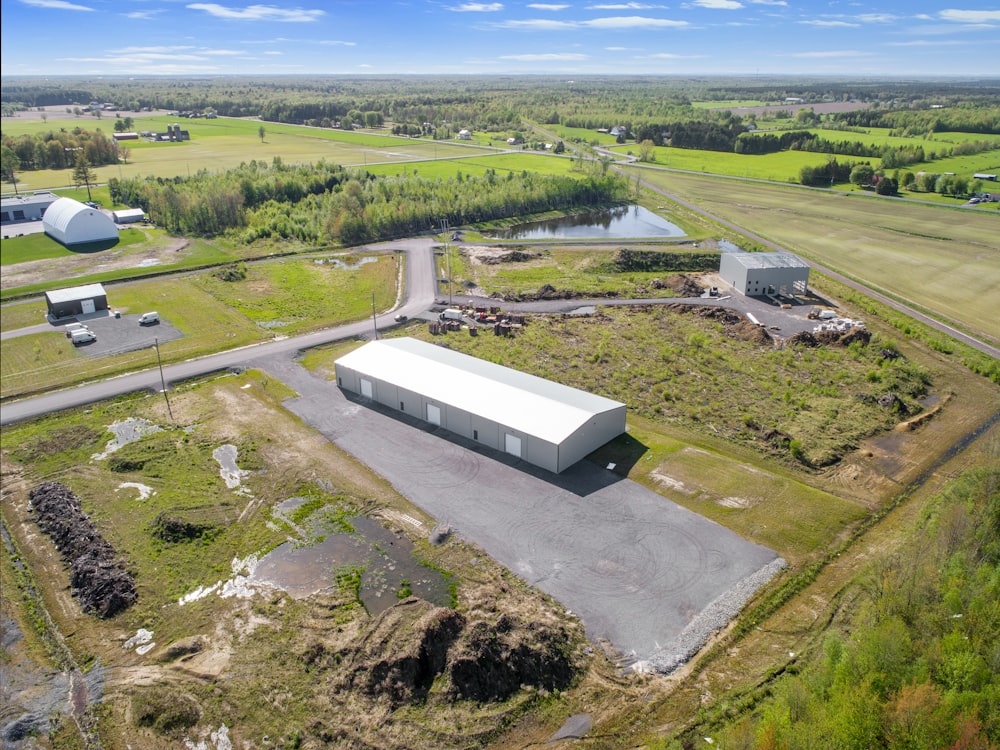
[1,192,59,224]
[720,252,810,297]
[334,337,627,474]
[43,197,118,246]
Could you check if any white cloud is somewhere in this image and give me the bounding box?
[497,15,686,29]
[499,52,588,60]
[447,2,503,10]
[125,10,164,19]
[800,20,859,28]
[20,0,93,10]
[185,4,325,22]
[690,0,742,8]
[788,50,873,58]
[856,14,897,23]
[749,0,786,5]
[888,39,966,47]
[263,50,284,55]
[585,15,687,27]
[201,49,244,55]
[109,45,196,53]
[527,3,569,8]
[587,2,669,8]
[939,9,1000,23]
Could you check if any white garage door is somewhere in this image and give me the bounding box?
[426,403,441,426]
[81,299,96,314]
[504,433,522,458]
[360,378,373,398]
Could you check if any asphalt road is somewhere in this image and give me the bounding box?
[0,237,438,426]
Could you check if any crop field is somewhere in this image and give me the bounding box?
[615,144,847,182]
[364,150,578,179]
[1,113,499,191]
[633,168,1000,345]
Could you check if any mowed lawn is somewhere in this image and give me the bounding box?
[634,168,1000,344]
[3,114,499,191]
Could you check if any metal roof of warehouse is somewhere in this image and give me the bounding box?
[336,337,625,444]
[45,283,107,304]
[727,252,809,269]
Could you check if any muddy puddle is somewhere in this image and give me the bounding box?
[313,255,378,270]
[254,501,451,615]
[91,418,163,460]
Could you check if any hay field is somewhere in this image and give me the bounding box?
[635,168,1000,345]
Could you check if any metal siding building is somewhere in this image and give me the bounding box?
[112,208,146,224]
[335,338,626,473]
[44,283,109,319]
[43,197,118,246]
[720,252,810,296]
[1,192,59,224]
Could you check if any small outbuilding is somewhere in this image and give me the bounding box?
[112,208,145,224]
[44,283,109,319]
[43,197,118,246]
[720,252,810,297]
[335,337,626,474]
[1,192,59,224]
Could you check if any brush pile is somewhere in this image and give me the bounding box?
[29,481,137,618]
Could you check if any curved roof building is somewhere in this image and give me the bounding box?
[43,198,118,246]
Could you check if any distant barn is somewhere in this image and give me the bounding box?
[43,198,118,246]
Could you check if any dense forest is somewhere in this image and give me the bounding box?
[109,159,631,244]
[681,464,1000,750]
[1,127,120,170]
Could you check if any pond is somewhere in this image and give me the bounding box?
[494,205,685,240]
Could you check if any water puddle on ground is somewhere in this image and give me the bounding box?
[254,503,451,616]
[212,444,247,489]
[313,255,379,270]
[91,418,163,460]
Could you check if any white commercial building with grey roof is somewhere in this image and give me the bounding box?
[334,337,626,474]
[720,252,810,297]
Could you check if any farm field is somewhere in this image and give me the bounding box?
[364,150,578,179]
[614,143,849,182]
[632,167,1000,346]
[1,113,499,191]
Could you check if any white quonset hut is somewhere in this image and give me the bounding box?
[335,337,626,474]
[43,197,118,246]
[1,192,59,224]
[44,283,109,319]
[720,252,810,297]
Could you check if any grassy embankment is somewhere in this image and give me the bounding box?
[631,168,1000,350]
[0,253,398,399]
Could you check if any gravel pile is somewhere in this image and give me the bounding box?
[29,481,137,618]
[644,558,788,675]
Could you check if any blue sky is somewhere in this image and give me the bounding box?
[2,1,998,77]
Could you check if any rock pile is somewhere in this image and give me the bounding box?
[29,482,137,618]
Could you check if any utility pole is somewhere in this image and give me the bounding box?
[154,338,174,422]
[440,218,452,306]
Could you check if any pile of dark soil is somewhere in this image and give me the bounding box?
[502,284,619,302]
[651,274,704,298]
[670,304,773,345]
[337,597,579,708]
[29,482,137,618]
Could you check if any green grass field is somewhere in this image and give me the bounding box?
[364,151,579,179]
[616,144,845,182]
[0,253,398,398]
[1,114,499,191]
[632,168,1000,345]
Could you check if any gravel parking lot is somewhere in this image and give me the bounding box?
[260,353,784,672]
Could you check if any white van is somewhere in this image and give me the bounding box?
[70,329,97,345]
[138,311,159,325]
[65,322,90,337]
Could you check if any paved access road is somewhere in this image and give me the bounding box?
[0,237,437,426]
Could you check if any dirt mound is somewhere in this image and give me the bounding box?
[29,482,137,618]
[342,598,466,708]
[508,284,618,302]
[787,331,820,347]
[668,304,772,345]
[339,597,577,708]
[446,613,576,701]
[653,274,704,297]
[815,328,872,347]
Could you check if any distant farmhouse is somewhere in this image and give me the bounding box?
[43,198,118,246]
[1,192,59,225]
[720,253,810,297]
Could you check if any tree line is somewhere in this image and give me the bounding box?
[2,128,120,171]
[108,159,631,245]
